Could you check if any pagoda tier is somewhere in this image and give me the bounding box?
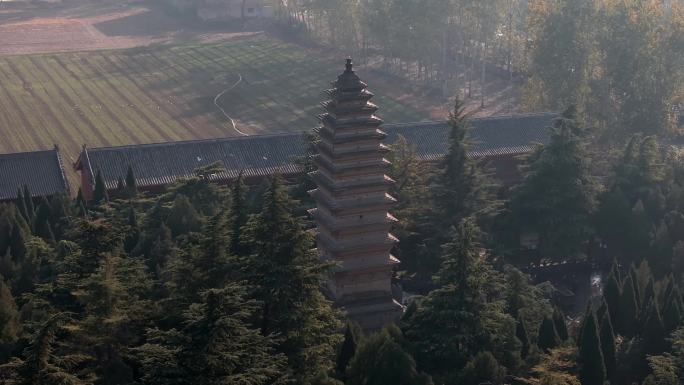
[309,59,403,330]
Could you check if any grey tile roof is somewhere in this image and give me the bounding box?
[80,112,557,190]
[0,148,70,201]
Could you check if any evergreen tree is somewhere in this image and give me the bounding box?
[243,174,342,383]
[433,99,495,244]
[147,224,174,278]
[618,275,639,337]
[0,313,94,385]
[403,219,515,381]
[134,286,288,385]
[346,325,432,385]
[458,351,506,385]
[92,170,109,205]
[336,324,359,379]
[14,190,29,226]
[552,306,569,341]
[602,270,622,329]
[165,194,201,237]
[516,316,531,359]
[0,276,20,361]
[74,189,87,218]
[124,165,137,198]
[662,296,682,333]
[643,303,667,356]
[599,312,616,380]
[34,198,53,242]
[577,310,606,385]
[22,186,34,227]
[507,107,596,261]
[229,171,248,256]
[537,316,560,353]
[388,135,432,275]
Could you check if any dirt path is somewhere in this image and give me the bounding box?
[214,73,248,136]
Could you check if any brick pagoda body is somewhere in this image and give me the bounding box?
[309,59,404,330]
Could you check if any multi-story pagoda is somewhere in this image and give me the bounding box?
[309,59,404,330]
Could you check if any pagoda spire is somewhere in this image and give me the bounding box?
[309,59,403,330]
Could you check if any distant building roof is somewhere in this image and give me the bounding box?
[76,112,557,190]
[0,147,70,201]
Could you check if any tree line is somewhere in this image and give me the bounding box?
[274,0,682,135]
[0,99,682,383]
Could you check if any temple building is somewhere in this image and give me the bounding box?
[308,59,404,329]
[0,146,70,203]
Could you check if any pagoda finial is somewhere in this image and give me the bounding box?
[345,58,353,73]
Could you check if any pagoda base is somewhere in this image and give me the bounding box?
[342,297,404,331]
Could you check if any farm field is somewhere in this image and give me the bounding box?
[0,33,429,187]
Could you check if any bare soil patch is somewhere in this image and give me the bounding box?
[0,1,257,55]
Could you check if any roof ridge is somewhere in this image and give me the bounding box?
[0,148,58,158]
[87,130,310,152]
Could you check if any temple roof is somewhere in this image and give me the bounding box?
[0,147,70,201]
[75,112,557,190]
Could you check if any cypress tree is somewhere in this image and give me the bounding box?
[552,306,569,341]
[538,316,560,352]
[599,312,616,380]
[124,165,137,198]
[516,316,531,359]
[337,324,359,378]
[34,198,53,241]
[115,177,125,196]
[577,310,606,385]
[618,275,639,337]
[602,271,621,328]
[92,170,109,204]
[229,171,248,255]
[663,295,682,333]
[14,189,29,225]
[642,303,667,355]
[22,185,34,224]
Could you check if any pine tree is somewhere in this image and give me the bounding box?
[124,165,137,198]
[507,107,596,261]
[336,324,359,378]
[552,306,569,341]
[0,276,20,361]
[537,316,560,352]
[577,310,606,385]
[92,170,109,205]
[618,275,639,337]
[243,174,342,383]
[229,171,248,256]
[346,325,432,385]
[516,316,531,359]
[599,312,616,380]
